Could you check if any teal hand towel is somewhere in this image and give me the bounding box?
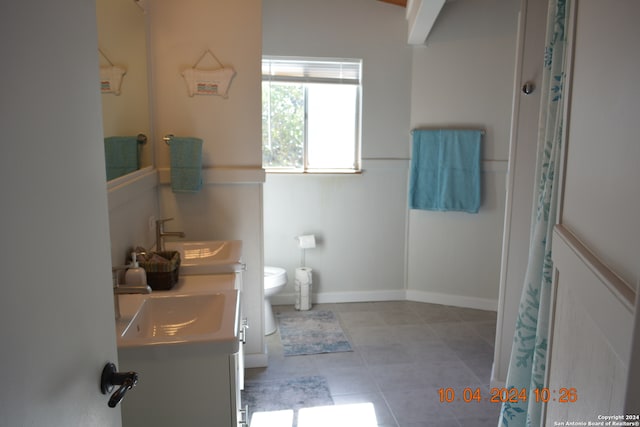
[104,136,139,181]
[170,136,203,193]
[409,129,482,213]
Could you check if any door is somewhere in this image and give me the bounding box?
[0,1,122,426]
[494,0,547,385]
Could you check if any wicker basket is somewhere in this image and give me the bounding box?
[139,251,181,290]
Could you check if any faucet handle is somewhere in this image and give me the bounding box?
[156,218,175,237]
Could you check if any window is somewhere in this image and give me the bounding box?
[262,56,362,173]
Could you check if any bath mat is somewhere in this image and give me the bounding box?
[277,310,353,356]
[242,376,334,422]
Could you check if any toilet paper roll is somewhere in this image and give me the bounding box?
[295,267,313,285]
[300,284,309,298]
[295,282,311,310]
[297,234,316,249]
[299,291,311,310]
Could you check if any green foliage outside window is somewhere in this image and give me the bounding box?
[262,82,304,169]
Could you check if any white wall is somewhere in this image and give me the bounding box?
[263,0,412,302]
[150,0,262,168]
[265,162,409,302]
[108,170,159,265]
[407,0,518,309]
[148,0,266,362]
[560,0,640,289]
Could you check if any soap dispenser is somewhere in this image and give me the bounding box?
[124,252,147,286]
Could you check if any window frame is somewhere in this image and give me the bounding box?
[262,56,363,174]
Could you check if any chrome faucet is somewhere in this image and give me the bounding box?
[112,265,152,320]
[155,218,185,251]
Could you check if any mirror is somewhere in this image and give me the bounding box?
[96,0,151,181]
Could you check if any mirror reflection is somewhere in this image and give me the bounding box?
[96,0,151,181]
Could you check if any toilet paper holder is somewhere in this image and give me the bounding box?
[295,234,316,267]
[296,235,316,249]
[294,235,315,311]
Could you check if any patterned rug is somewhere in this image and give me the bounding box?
[277,310,353,356]
[242,376,334,425]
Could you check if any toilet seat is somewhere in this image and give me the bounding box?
[264,266,287,290]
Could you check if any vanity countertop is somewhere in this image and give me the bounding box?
[115,273,238,347]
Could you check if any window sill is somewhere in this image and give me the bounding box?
[264,169,363,175]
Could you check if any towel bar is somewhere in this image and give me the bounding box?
[163,134,174,145]
[410,128,485,136]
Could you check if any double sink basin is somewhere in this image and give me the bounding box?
[116,240,242,353]
[165,240,244,275]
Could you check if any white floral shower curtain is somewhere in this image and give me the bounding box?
[498,0,570,426]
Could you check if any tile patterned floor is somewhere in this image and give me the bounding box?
[245,301,500,427]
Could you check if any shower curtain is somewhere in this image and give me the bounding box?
[498,0,570,426]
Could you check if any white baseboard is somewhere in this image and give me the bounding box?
[270,289,497,311]
[316,290,407,303]
[406,289,498,311]
[270,290,407,306]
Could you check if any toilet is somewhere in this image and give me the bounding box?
[264,266,288,335]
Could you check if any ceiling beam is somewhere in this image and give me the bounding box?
[406,0,446,45]
[378,0,407,6]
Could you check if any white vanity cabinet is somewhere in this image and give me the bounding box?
[176,271,248,392]
[119,344,245,427]
[117,273,248,427]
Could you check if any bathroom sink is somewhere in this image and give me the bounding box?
[163,240,243,275]
[117,291,239,351]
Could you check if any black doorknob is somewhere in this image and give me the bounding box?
[101,362,138,408]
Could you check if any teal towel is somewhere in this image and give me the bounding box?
[409,129,482,213]
[170,136,203,193]
[104,136,139,181]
